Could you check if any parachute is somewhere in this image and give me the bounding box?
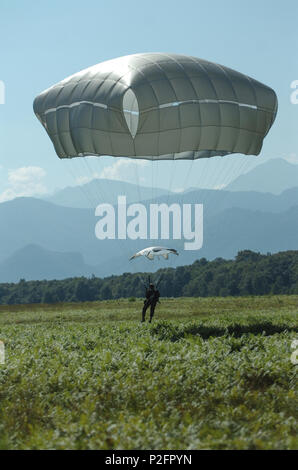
[33,53,278,275]
[33,52,277,161]
[130,246,179,261]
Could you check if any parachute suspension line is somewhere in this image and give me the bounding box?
[217,154,244,188]
[202,156,234,210]
[203,157,237,217]
[157,159,162,203]
[151,158,154,205]
[90,155,124,209]
[82,156,136,263]
[209,157,227,191]
[213,155,252,196]
[224,155,253,192]
[223,156,247,187]
[185,156,232,237]
[151,159,158,215]
[179,158,196,215]
[190,159,201,191]
[85,156,127,221]
[113,156,129,207]
[195,155,238,200]
[151,159,159,207]
[134,161,143,205]
[110,155,144,269]
[155,271,163,288]
[182,158,195,193]
[72,157,97,208]
[128,255,154,296]
[237,155,255,181]
[88,157,115,211]
[217,157,238,189]
[65,159,98,209]
[192,157,209,191]
[83,157,107,208]
[219,157,251,213]
[86,155,107,204]
[206,156,254,217]
[136,158,148,205]
[138,273,148,291]
[84,155,148,268]
[151,256,161,285]
[159,159,179,255]
[188,157,211,208]
[199,157,210,186]
[156,160,159,203]
[200,156,235,216]
[165,158,177,208]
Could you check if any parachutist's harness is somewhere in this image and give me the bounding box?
[139,273,163,291]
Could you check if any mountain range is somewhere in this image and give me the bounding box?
[226,158,298,194]
[43,158,298,210]
[0,157,297,282]
[44,178,171,209]
[0,193,297,282]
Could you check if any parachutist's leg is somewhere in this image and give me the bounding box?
[149,303,155,323]
[142,301,148,322]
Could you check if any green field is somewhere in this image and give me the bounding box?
[0,296,297,450]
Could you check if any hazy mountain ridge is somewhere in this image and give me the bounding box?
[1,185,298,263]
[0,244,94,283]
[42,159,298,210]
[226,158,298,194]
[0,197,297,282]
[1,157,297,281]
[44,178,172,208]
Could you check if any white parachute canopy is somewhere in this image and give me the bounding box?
[130,246,179,261]
[33,53,278,161]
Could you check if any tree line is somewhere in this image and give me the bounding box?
[0,250,297,305]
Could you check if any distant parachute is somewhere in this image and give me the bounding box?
[130,246,179,261]
[33,53,278,161]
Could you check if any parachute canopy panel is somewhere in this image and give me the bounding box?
[33,53,278,160]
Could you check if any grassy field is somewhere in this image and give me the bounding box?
[0,296,297,450]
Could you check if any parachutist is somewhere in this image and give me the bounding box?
[142,282,160,323]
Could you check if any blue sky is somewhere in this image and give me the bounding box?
[0,0,297,201]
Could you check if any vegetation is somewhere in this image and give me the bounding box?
[0,296,297,449]
[0,250,297,305]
